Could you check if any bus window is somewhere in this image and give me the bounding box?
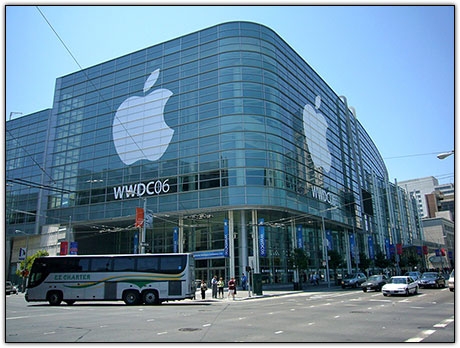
[113,257,135,271]
[160,255,186,273]
[78,258,90,272]
[90,258,112,272]
[137,256,159,272]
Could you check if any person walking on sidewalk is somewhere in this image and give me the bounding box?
[211,275,218,298]
[227,277,236,300]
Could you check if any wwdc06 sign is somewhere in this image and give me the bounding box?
[113,179,172,200]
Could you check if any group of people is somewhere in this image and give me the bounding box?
[200,273,247,300]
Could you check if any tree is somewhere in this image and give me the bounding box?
[374,251,392,271]
[16,250,49,291]
[358,252,371,274]
[289,248,309,288]
[327,250,344,283]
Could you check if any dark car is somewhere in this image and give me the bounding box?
[341,273,367,289]
[419,272,446,289]
[361,274,388,292]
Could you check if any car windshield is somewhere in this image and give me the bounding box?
[344,274,357,279]
[422,273,437,279]
[390,278,407,284]
[368,275,381,281]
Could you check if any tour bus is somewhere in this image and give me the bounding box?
[25,253,195,306]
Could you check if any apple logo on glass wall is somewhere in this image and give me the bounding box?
[112,69,174,165]
[302,95,332,172]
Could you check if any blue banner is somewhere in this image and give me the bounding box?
[193,250,225,260]
[367,236,374,260]
[296,225,303,249]
[133,231,139,254]
[349,233,355,260]
[385,238,390,259]
[69,242,78,255]
[389,244,395,256]
[326,230,333,251]
[258,218,266,257]
[224,219,229,257]
[173,227,178,253]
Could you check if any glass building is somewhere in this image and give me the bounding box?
[6,21,422,285]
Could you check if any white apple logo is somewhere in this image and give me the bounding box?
[302,95,332,172]
[112,69,174,165]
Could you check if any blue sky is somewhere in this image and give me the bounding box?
[6,5,454,184]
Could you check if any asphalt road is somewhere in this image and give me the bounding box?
[5,287,454,342]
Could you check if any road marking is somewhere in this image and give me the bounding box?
[334,316,340,319]
[157,331,168,335]
[203,324,211,327]
[434,317,454,328]
[405,329,436,342]
[275,331,283,334]
[43,331,56,335]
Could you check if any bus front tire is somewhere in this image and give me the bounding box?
[123,290,141,305]
[47,291,63,306]
[143,290,159,305]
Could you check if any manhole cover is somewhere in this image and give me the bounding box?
[179,328,202,332]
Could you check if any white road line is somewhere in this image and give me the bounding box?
[274,331,283,334]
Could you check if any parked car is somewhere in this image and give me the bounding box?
[448,270,454,292]
[6,281,18,295]
[419,272,446,289]
[341,273,367,289]
[382,276,418,296]
[361,274,388,292]
[404,271,422,283]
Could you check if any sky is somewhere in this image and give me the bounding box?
[5,4,455,185]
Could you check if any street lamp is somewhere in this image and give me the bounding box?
[15,230,29,292]
[437,150,454,160]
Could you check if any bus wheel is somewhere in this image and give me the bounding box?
[123,290,141,305]
[143,290,159,305]
[47,291,63,306]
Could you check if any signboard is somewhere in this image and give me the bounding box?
[69,242,78,255]
[193,250,225,260]
[135,207,144,227]
[368,236,374,260]
[60,241,69,255]
[296,225,303,249]
[173,227,179,253]
[18,248,27,261]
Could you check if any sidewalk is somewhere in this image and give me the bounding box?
[195,281,341,302]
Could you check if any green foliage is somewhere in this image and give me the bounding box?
[327,250,344,271]
[291,248,309,271]
[16,250,49,278]
[358,252,371,270]
[374,251,392,269]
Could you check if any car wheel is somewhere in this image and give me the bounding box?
[362,288,367,292]
[383,293,388,297]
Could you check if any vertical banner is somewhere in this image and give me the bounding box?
[133,231,139,254]
[258,218,266,257]
[367,236,374,260]
[296,225,303,249]
[349,233,355,261]
[385,238,391,259]
[173,227,178,253]
[223,219,229,257]
[326,230,333,251]
[69,242,78,255]
[396,243,403,255]
[135,207,144,227]
[416,246,422,255]
[60,241,69,255]
[435,249,440,256]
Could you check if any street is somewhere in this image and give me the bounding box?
[5,286,454,342]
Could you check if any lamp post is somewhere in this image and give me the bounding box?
[437,150,454,160]
[15,230,29,292]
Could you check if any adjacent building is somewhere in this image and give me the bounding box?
[7,21,423,285]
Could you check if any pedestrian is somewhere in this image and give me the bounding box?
[218,277,225,298]
[241,273,247,290]
[211,275,218,298]
[227,277,236,300]
[200,280,207,299]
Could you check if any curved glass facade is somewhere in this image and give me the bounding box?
[7,22,422,285]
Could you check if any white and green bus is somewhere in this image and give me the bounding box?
[25,253,195,306]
